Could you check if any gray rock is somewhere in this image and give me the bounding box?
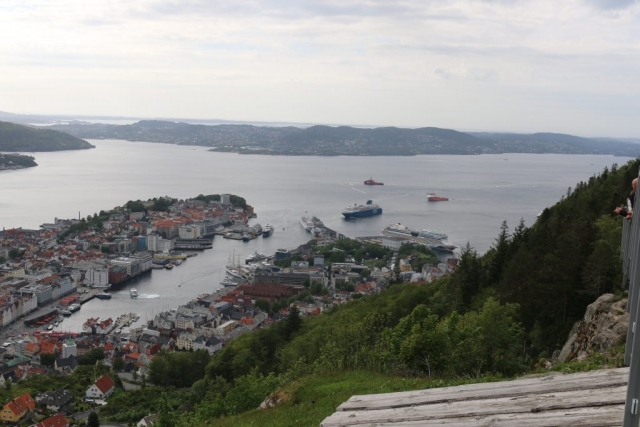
[557,294,628,363]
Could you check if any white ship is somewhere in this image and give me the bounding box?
[300,216,314,232]
[381,223,457,252]
[130,288,138,298]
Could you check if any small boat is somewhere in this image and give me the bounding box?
[68,304,81,312]
[174,259,183,266]
[227,269,243,279]
[165,264,174,270]
[221,280,238,288]
[130,288,138,298]
[427,193,449,202]
[61,310,72,317]
[96,291,112,300]
[364,178,384,186]
[245,252,267,264]
[242,233,250,242]
[133,314,140,321]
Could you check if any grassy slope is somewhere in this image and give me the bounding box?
[210,346,625,427]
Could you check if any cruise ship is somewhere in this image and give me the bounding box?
[381,223,457,252]
[342,200,382,219]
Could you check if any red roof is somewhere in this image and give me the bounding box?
[94,374,115,394]
[5,393,35,416]
[36,413,70,427]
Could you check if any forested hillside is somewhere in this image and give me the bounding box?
[119,159,638,426]
[0,121,94,151]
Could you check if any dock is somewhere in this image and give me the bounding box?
[321,367,628,426]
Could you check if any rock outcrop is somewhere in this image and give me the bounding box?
[556,293,628,363]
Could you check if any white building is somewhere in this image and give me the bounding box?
[62,340,77,358]
[86,374,115,400]
[147,234,174,252]
[179,225,202,239]
[86,268,109,287]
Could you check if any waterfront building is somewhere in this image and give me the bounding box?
[86,268,109,287]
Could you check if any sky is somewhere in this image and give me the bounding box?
[0,0,639,137]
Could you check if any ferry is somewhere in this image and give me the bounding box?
[262,224,274,237]
[96,292,112,300]
[342,200,382,219]
[130,288,138,298]
[364,178,384,185]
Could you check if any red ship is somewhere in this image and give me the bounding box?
[427,193,449,202]
[364,178,384,186]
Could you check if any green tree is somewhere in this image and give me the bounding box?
[40,352,56,367]
[255,299,270,313]
[112,357,125,372]
[88,411,100,427]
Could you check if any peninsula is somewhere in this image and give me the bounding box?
[45,120,640,157]
[0,153,37,171]
[0,120,94,152]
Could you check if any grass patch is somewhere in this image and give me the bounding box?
[208,371,505,427]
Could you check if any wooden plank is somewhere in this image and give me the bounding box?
[323,405,625,427]
[321,385,626,426]
[338,368,629,411]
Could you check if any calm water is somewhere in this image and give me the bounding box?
[0,140,631,332]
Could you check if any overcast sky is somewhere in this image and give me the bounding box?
[0,0,639,136]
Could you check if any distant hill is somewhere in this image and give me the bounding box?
[46,120,640,157]
[0,121,94,152]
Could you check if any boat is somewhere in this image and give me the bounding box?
[300,216,314,232]
[151,264,165,269]
[364,178,384,185]
[226,269,243,280]
[68,303,81,313]
[174,259,183,266]
[427,193,449,202]
[89,283,112,289]
[165,264,174,270]
[221,280,239,288]
[60,309,72,317]
[242,233,250,242]
[96,291,112,300]
[342,200,383,219]
[262,224,273,237]
[245,252,268,264]
[130,288,138,298]
[133,314,140,321]
[381,223,457,252]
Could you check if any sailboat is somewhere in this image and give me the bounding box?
[226,250,243,279]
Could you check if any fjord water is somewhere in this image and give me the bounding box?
[0,139,631,332]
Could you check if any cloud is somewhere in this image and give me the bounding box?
[582,0,639,10]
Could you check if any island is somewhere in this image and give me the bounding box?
[45,119,640,157]
[0,153,37,171]
[0,120,94,152]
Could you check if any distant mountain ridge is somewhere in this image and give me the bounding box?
[0,121,94,152]
[43,120,640,157]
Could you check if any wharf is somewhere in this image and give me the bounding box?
[174,238,213,250]
[321,367,628,427]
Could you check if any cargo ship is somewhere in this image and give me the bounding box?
[342,200,383,219]
[364,178,384,185]
[427,193,449,202]
[381,223,457,252]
